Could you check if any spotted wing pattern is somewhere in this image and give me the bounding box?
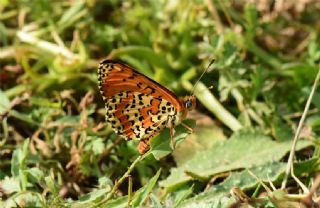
[97,60,182,144]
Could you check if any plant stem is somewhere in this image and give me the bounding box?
[182,80,242,131]
[281,67,320,189]
[94,152,149,207]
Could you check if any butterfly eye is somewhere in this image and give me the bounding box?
[186,100,192,109]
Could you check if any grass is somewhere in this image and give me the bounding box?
[1,0,320,207]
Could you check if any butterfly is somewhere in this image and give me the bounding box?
[97,60,196,154]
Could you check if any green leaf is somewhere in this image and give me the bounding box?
[78,189,110,204]
[211,162,285,193]
[110,46,170,73]
[0,89,10,114]
[131,169,161,207]
[9,110,39,126]
[98,176,113,189]
[150,120,196,160]
[268,189,306,208]
[177,162,286,208]
[45,176,59,195]
[25,167,44,184]
[0,177,20,195]
[102,196,128,208]
[11,148,20,178]
[271,117,293,142]
[178,192,235,208]
[57,0,85,30]
[169,184,194,207]
[3,192,44,208]
[150,193,163,208]
[161,129,311,189]
[52,115,80,125]
[293,157,319,175]
[11,139,30,177]
[85,136,105,155]
[172,124,226,167]
[29,97,61,108]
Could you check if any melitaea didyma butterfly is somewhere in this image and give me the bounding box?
[97,60,196,154]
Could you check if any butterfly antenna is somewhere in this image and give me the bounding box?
[190,59,215,96]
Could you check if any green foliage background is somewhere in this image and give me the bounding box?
[1,0,320,207]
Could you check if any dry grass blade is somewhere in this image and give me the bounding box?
[282,67,320,189]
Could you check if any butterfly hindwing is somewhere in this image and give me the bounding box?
[105,91,174,141]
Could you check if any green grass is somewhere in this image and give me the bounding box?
[1,1,320,207]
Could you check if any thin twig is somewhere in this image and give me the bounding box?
[290,162,309,194]
[247,170,272,193]
[281,67,320,189]
[94,152,149,207]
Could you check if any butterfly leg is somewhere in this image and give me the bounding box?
[138,139,150,154]
[170,127,175,149]
[181,123,194,134]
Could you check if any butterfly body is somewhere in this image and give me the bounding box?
[98,60,195,154]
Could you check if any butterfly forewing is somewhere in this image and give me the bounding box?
[98,60,181,142]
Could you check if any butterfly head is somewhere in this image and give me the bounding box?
[182,95,196,111]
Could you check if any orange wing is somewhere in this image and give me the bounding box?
[98,59,181,141]
[98,60,182,112]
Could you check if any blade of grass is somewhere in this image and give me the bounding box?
[281,66,320,189]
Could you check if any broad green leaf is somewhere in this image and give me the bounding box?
[131,168,161,207]
[150,120,196,160]
[179,192,235,208]
[161,130,311,189]
[176,159,318,208]
[173,124,226,167]
[177,162,286,208]
[207,162,285,194]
